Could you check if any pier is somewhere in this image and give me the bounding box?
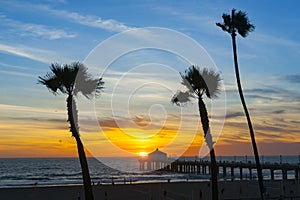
[138,148,171,171]
[163,160,300,180]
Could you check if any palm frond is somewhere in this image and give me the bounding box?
[38,62,104,98]
[180,72,194,93]
[216,13,232,34]
[181,66,203,95]
[180,66,221,99]
[216,22,229,33]
[38,74,61,94]
[74,63,104,99]
[60,63,78,92]
[233,10,255,37]
[50,63,64,77]
[171,90,191,106]
[95,78,105,96]
[200,68,222,99]
[223,13,232,26]
[216,9,254,38]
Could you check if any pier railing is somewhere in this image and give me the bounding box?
[161,160,300,180]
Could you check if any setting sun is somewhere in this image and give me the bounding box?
[139,152,148,157]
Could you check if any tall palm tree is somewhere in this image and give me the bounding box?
[216,9,265,199]
[38,62,104,200]
[172,66,221,200]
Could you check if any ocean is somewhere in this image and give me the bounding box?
[0,156,299,188]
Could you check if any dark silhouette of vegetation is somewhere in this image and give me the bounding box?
[217,9,265,199]
[172,66,221,200]
[38,62,104,200]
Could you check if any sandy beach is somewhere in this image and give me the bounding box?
[1,180,299,200]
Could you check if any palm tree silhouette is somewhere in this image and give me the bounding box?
[38,62,104,200]
[172,66,221,200]
[216,9,265,199]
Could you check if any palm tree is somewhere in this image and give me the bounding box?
[172,66,221,200]
[38,62,104,200]
[216,9,265,199]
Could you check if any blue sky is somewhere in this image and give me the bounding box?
[0,0,300,157]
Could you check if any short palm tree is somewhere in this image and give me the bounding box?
[38,62,104,200]
[216,9,265,199]
[172,66,221,200]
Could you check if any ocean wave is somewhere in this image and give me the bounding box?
[1,157,299,187]
[44,172,82,177]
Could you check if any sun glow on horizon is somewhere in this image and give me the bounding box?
[139,152,148,157]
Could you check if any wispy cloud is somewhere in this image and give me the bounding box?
[0,62,30,70]
[51,10,133,32]
[27,4,134,32]
[0,70,35,77]
[152,6,217,33]
[272,110,285,114]
[226,111,244,119]
[1,1,133,32]
[21,23,76,40]
[283,75,300,84]
[245,94,274,101]
[250,32,300,48]
[45,0,66,3]
[0,43,50,63]
[0,43,71,64]
[96,115,184,132]
[0,14,76,40]
[244,88,282,94]
[0,103,64,115]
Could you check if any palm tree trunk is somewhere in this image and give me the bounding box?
[231,34,265,200]
[67,95,94,200]
[198,97,218,200]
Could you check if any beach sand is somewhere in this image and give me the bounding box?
[0,180,299,200]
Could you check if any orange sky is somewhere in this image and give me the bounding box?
[1,103,300,158]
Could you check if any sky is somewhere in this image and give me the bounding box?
[0,0,300,158]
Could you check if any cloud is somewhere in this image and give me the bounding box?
[283,75,300,84]
[245,94,274,101]
[152,6,217,32]
[0,62,31,70]
[251,32,300,49]
[6,116,65,123]
[220,109,300,143]
[227,87,285,102]
[0,43,71,64]
[272,110,285,114]
[290,120,300,124]
[244,88,281,94]
[45,0,66,3]
[226,111,244,119]
[226,88,280,96]
[0,103,64,115]
[227,87,282,95]
[0,2,134,32]
[215,141,300,156]
[0,70,36,77]
[0,43,50,63]
[0,14,76,40]
[255,131,281,140]
[97,115,179,132]
[21,23,76,40]
[32,5,134,32]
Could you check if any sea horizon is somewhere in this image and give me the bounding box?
[1,154,300,159]
[1,155,299,188]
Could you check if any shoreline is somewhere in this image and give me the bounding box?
[1,180,299,200]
